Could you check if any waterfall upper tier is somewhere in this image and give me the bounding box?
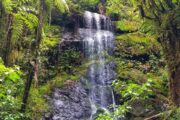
[84,11,113,31]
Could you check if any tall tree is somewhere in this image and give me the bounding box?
[1,0,13,66]
[1,0,38,66]
[21,0,69,112]
[106,0,180,107]
[135,0,180,106]
[21,0,46,112]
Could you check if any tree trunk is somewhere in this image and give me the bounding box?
[159,26,180,106]
[21,0,45,112]
[168,52,180,106]
[138,0,180,106]
[34,0,45,86]
[0,2,6,55]
[21,62,34,112]
[4,14,13,66]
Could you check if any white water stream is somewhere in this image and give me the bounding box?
[81,11,115,119]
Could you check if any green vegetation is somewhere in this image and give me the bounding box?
[97,0,180,119]
[0,0,179,119]
[0,58,27,119]
[77,0,100,9]
[59,48,83,74]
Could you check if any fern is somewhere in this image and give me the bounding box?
[22,12,38,33]
[46,0,69,13]
[4,0,68,47]
[15,0,32,6]
[60,0,69,12]
[11,13,24,46]
[18,5,38,14]
[2,0,13,13]
[55,0,69,13]
[11,12,38,46]
[45,0,54,12]
[45,0,69,24]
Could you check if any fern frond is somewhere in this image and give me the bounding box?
[22,12,38,33]
[18,5,38,14]
[45,0,54,12]
[11,13,24,46]
[61,0,69,12]
[46,0,69,13]
[54,0,65,13]
[11,12,38,45]
[15,0,33,6]
[2,0,13,13]
[45,0,69,24]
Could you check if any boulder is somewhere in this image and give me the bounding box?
[44,81,92,120]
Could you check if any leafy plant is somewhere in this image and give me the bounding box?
[27,87,49,120]
[78,0,99,9]
[59,48,82,74]
[113,79,153,101]
[0,58,27,119]
[170,108,180,120]
[96,112,113,120]
[46,0,69,14]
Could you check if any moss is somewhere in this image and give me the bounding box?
[116,33,157,45]
[114,30,168,118]
[116,20,140,32]
[115,33,161,59]
[115,58,147,83]
[115,55,167,85]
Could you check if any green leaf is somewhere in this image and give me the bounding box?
[7,71,20,82]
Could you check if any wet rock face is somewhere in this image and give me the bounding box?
[43,62,116,120]
[44,81,92,120]
[59,32,84,52]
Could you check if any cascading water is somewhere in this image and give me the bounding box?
[80,11,116,119]
[46,11,116,120]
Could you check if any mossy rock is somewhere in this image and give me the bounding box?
[115,20,139,32]
[115,33,160,60]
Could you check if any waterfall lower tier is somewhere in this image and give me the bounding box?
[84,62,116,119]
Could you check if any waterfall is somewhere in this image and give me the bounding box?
[45,11,116,120]
[80,11,115,119]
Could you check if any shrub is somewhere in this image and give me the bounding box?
[59,48,82,74]
[0,58,27,119]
